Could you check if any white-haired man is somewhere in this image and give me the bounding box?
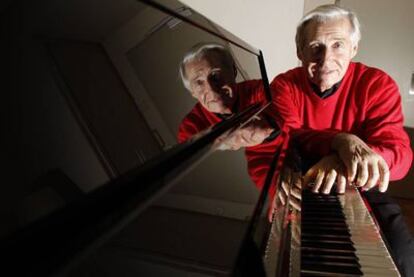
[178,43,282,190]
[271,4,413,275]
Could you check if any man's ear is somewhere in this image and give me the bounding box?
[351,44,358,59]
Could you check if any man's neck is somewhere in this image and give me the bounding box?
[310,80,342,99]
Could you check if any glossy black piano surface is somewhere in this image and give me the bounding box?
[2,0,279,276]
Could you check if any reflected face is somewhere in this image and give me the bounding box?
[299,17,358,92]
[184,52,236,114]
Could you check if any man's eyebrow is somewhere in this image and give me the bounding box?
[332,37,346,41]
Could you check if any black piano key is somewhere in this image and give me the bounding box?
[302,221,348,227]
[301,255,359,266]
[302,228,350,237]
[302,235,353,244]
[302,211,346,217]
[302,217,346,224]
[301,263,363,276]
[302,248,358,258]
[302,241,356,251]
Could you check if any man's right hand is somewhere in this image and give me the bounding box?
[303,154,347,194]
[331,133,390,192]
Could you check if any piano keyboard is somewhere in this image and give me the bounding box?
[302,187,400,276]
[264,186,400,276]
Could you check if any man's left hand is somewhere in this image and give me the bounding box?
[332,133,390,192]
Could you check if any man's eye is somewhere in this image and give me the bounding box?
[209,72,222,84]
[333,42,343,49]
[309,44,321,53]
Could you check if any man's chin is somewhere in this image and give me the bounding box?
[313,77,339,92]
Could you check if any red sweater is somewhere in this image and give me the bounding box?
[178,79,284,192]
[271,62,412,180]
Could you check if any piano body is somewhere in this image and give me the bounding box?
[1,0,401,276]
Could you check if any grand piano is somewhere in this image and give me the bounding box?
[1,0,401,276]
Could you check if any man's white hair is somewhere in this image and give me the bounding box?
[296,4,361,54]
[179,42,235,90]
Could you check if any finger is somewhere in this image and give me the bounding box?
[268,194,277,222]
[312,170,324,193]
[278,190,286,206]
[362,162,380,192]
[355,160,368,187]
[322,170,337,194]
[291,186,302,201]
[281,177,290,195]
[289,196,301,212]
[344,156,358,182]
[378,159,390,193]
[336,174,346,194]
[303,168,316,188]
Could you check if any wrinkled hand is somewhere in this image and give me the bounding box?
[268,166,302,222]
[219,116,273,151]
[303,154,347,194]
[331,133,389,192]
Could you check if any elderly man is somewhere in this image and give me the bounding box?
[271,4,413,275]
[178,42,281,189]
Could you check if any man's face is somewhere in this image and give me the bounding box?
[299,17,358,92]
[184,52,236,114]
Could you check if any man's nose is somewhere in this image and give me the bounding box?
[318,47,333,65]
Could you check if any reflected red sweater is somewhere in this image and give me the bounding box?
[271,62,412,180]
[178,79,284,192]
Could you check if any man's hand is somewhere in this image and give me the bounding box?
[331,133,390,192]
[218,116,273,150]
[303,154,347,194]
[268,166,302,222]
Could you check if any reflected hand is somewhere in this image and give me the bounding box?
[303,154,347,194]
[332,133,389,192]
[219,116,273,150]
[268,166,302,222]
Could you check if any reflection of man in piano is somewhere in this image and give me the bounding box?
[271,4,414,275]
[177,42,277,150]
[178,43,285,200]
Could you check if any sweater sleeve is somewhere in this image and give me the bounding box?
[177,105,214,143]
[362,74,412,180]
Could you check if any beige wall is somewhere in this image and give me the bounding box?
[341,0,414,127]
[179,0,304,79]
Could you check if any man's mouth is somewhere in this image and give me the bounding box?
[318,68,336,75]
